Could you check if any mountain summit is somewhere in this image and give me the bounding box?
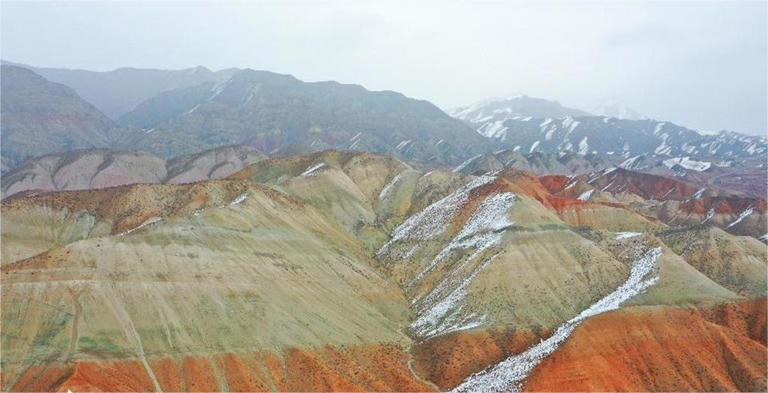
[116,69,490,164]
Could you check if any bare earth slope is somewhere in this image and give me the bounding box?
[1,180,431,391]
[1,150,765,392]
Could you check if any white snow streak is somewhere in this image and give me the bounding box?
[411,193,516,338]
[378,173,404,200]
[116,217,163,236]
[230,192,248,205]
[725,207,754,229]
[377,175,496,259]
[300,163,326,177]
[451,247,663,393]
[453,154,484,173]
[615,232,642,240]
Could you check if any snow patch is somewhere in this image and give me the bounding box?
[230,192,249,205]
[726,207,753,229]
[411,193,516,338]
[378,173,404,200]
[300,163,326,177]
[577,189,594,201]
[117,217,163,237]
[615,232,641,240]
[662,157,711,172]
[578,137,589,155]
[453,154,484,173]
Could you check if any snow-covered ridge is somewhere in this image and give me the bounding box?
[411,192,516,339]
[377,175,496,259]
[451,247,663,393]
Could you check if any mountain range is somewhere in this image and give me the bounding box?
[0,62,765,392]
[2,60,238,119]
[2,150,765,391]
[451,96,766,163]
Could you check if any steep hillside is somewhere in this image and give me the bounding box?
[117,69,490,164]
[0,66,118,167]
[6,61,238,118]
[1,180,430,392]
[2,150,765,392]
[658,226,767,296]
[524,300,766,392]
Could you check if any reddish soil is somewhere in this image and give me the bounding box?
[0,179,306,235]
[538,175,572,194]
[524,299,767,392]
[590,169,701,201]
[411,328,547,390]
[681,196,767,215]
[6,344,435,392]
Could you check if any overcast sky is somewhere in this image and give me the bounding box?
[2,1,766,136]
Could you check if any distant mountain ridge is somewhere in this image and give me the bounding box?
[452,96,766,166]
[449,96,590,138]
[2,60,238,118]
[2,65,491,171]
[0,65,118,168]
[116,68,490,164]
[450,98,766,164]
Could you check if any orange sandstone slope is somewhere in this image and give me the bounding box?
[524,299,767,392]
[12,345,434,392]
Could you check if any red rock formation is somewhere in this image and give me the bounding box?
[7,344,435,392]
[412,328,546,390]
[524,300,767,392]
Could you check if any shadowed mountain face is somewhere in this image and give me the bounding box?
[4,61,238,119]
[1,150,764,392]
[115,69,490,164]
[0,65,118,168]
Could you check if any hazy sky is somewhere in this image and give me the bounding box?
[2,1,766,136]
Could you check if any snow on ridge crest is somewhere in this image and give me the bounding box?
[377,175,496,259]
[451,247,663,393]
[411,192,517,338]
